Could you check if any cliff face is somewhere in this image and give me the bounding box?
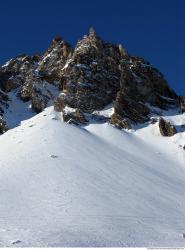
[0,28,181,133]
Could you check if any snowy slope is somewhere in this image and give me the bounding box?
[3,90,36,129]
[0,106,185,247]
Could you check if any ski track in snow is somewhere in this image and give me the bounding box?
[0,106,185,246]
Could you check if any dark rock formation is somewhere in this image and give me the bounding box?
[57,28,123,113]
[0,90,9,114]
[111,113,131,129]
[150,117,158,124]
[0,28,182,133]
[112,62,150,124]
[179,96,185,113]
[20,74,59,113]
[159,117,177,137]
[128,56,177,107]
[0,54,39,93]
[54,94,65,112]
[54,30,178,128]
[0,117,7,134]
[111,59,178,127]
[37,37,73,86]
[63,108,87,124]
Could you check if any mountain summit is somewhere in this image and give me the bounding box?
[0,29,185,247]
[0,28,184,133]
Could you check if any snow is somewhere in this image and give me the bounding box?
[1,59,13,68]
[63,105,76,114]
[76,44,90,52]
[92,102,114,118]
[0,106,185,247]
[3,90,35,129]
[76,63,89,69]
[62,58,73,70]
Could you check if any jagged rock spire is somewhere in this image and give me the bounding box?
[53,36,63,42]
[0,29,180,132]
[89,27,97,37]
[118,44,129,58]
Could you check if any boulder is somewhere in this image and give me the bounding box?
[54,94,65,112]
[63,108,87,125]
[159,117,177,137]
[111,113,131,129]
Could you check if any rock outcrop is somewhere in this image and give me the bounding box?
[57,28,123,114]
[179,96,185,113]
[37,37,73,86]
[0,28,182,133]
[20,74,59,113]
[158,118,177,137]
[110,113,131,129]
[0,117,7,134]
[0,54,39,93]
[111,59,178,126]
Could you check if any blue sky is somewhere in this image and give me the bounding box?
[0,0,184,94]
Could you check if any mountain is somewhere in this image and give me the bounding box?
[0,28,184,132]
[0,28,185,247]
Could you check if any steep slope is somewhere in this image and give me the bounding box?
[0,106,185,247]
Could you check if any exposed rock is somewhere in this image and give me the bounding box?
[20,72,59,113]
[111,58,178,126]
[112,62,150,124]
[53,94,65,112]
[0,90,9,113]
[20,81,33,101]
[0,117,7,134]
[31,93,48,113]
[0,28,182,133]
[63,108,87,125]
[129,56,177,106]
[58,28,124,113]
[111,113,131,129]
[37,37,73,86]
[118,44,129,59]
[114,91,150,124]
[179,96,185,113]
[150,117,158,124]
[0,54,39,93]
[159,117,177,137]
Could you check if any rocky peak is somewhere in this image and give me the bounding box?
[0,28,183,134]
[89,27,97,37]
[37,36,73,85]
[0,54,39,93]
[53,30,180,127]
[74,29,103,58]
[56,29,126,116]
